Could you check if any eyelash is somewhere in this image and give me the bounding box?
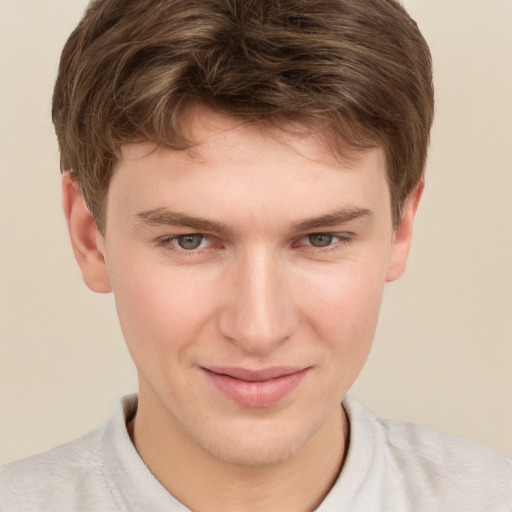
[156,235,218,256]
[293,233,352,252]
[156,233,353,256]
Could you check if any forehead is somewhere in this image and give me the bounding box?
[110,108,390,229]
[122,108,375,169]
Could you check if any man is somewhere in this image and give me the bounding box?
[1,0,511,510]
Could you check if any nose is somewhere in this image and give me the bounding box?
[217,247,298,355]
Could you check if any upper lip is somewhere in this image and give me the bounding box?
[203,366,309,382]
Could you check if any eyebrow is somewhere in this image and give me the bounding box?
[290,207,373,233]
[136,208,233,233]
[136,206,372,234]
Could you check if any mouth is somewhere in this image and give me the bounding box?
[201,366,310,408]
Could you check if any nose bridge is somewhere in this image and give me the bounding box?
[219,245,296,353]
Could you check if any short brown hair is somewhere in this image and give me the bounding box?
[53,0,434,233]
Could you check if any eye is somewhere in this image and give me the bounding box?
[306,233,336,248]
[293,232,352,252]
[156,233,222,256]
[173,234,208,250]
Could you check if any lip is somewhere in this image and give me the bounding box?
[202,366,310,408]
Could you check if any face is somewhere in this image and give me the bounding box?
[67,109,418,467]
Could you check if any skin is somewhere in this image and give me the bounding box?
[63,109,422,512]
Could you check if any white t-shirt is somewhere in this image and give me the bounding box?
[1,394,511,511]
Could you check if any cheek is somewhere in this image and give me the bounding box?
[108,256,219,362]
[297,258,387,331]
[292,255,388,376]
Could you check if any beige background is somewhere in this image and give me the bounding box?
[0,0,510,464]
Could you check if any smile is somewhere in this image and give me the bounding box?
[202,366,310,408]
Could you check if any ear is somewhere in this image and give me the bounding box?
[62,173,112,293]
[386,182,424,282]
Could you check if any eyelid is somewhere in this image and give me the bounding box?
[293,231,354,252]
[155,231,353,256]
[157,233,215,252]
[297,231,352,242]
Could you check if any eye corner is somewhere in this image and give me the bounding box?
[154,233,227,257]
[292,231,355,253]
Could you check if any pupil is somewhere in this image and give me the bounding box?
[177,234,203,250]
[309,234,333,248]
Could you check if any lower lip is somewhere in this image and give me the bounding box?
[203,368,309,408]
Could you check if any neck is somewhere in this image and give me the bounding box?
[129,390,349,512]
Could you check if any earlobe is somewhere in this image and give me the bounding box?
[385,183,424,283]
[62,173,112,293]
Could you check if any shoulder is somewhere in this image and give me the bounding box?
[0,427,116,511]
[341,396,512,511]
[379,415,512,487]
[1,426,101,477]
[0,395,139,511]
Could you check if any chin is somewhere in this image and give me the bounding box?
[192,417,320,468]
[208,436,302,468]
